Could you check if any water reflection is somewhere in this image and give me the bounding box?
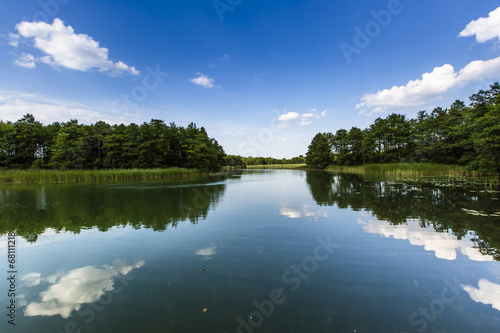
[194,245,217,260]
[306,171,500,261]
[279,203,329,220]
[23,260,144,318]
[357,213,494,261]
[0,176,229,243]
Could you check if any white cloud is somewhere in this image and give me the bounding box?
[14,18,139,76]
[24,261,144,318]
[219,54,230,61]
[278,112,300,121]
[7,32,20,47]
[357,8,500,115]
[462,279,500,311]
[277,109,328,127]
[459,7,500,43]
[356,56,500,114]
[14,53,36,68]
[458,57,500,82]
[314,110,328,118]
[0,90,139,124]
[191,73,215,88]
[310,108,317,112]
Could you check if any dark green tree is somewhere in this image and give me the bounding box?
[306,133,333,169]
[4,114,44,168]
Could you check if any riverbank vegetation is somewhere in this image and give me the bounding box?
[306,83,500,176]
[329,163,468,177]
[0,168,207,184]
[0,117,226,173]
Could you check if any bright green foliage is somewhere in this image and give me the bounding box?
[306,133,333,169]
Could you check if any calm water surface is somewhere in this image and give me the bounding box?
[1,170,499,332]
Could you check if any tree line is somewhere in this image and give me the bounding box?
[224,155,305,167]
[306,83,500,174]
[0,116,226,172]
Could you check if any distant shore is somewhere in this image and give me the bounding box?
[243,164,306,169]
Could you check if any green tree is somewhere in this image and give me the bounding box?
[470,96,500,173]
[347,127,363,165]
[6,114,44,168]
[306,133,333,169]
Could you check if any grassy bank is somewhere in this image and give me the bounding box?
[0,168,206,184]
[245,164,306,169]
[326,163,473,177]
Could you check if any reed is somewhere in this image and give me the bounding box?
[327,163,470,177]
[0,168,205,184]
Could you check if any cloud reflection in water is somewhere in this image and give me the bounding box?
[357,213,494,262]
[23,260,144,318]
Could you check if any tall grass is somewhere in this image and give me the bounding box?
[327,163,470,177]
[0,168,206,184]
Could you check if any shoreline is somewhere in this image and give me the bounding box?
[0,168,215,185]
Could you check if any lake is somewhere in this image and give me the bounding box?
[1,170,499,333]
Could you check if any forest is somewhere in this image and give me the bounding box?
[224,155,305,167]
[306,83,500,174]
[0,117,226,172]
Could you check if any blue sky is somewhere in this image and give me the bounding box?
[1,0,500,158]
